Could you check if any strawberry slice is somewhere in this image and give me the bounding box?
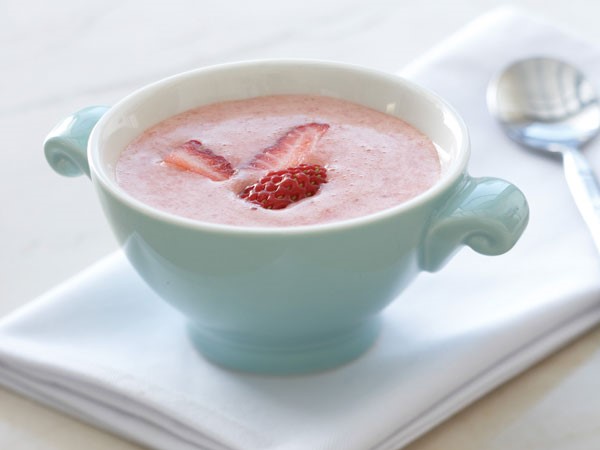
[164,140,234,181]
[247,123,329,171]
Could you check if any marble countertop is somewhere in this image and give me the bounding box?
[3,1,600,449]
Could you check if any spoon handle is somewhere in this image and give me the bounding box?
[562,146,600,252]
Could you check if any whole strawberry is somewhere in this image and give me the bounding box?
[239,164,328,210]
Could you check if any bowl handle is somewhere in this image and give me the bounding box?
[44,106,109,178]
[419,175,529,272]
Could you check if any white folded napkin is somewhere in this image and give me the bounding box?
[2,7,600,450]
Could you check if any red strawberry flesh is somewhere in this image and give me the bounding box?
[239,164,328,210]
[247,123,329,171]
[164,140,234,181]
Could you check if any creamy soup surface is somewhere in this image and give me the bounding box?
[116,95,441,227]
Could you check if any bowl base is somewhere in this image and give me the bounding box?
[187,318,381,375]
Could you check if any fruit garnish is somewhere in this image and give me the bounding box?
[239,164,328,210]
[164,140,235,181]
[247,123,329,171]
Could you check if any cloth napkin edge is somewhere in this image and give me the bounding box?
[376,300,600,449]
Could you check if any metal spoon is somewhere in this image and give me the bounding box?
[488,56,600,252]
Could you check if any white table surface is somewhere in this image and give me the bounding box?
[3,1,600,449]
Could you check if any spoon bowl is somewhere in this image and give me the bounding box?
[488,57,600,153]
[488,56,600,253]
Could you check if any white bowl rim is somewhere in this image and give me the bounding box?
[88,58,470,236]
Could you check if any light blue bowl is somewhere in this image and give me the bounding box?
[44,60,529,374]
